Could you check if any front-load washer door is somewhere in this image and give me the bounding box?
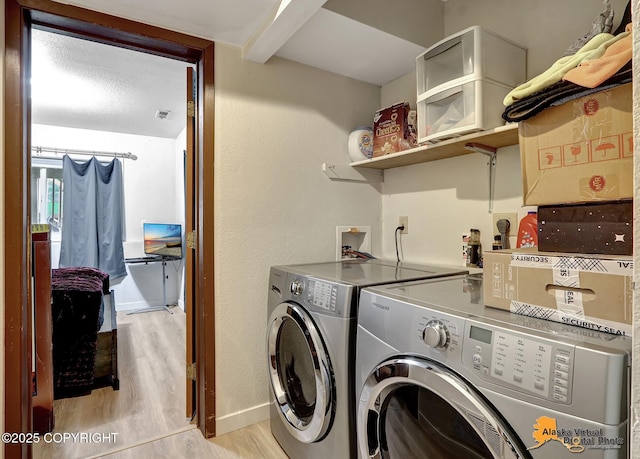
[267,302,334,443]
[358,356,529,459]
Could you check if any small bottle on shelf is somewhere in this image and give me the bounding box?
[492,235,503,251]
[516,211,538,248]
[466,229,482,267]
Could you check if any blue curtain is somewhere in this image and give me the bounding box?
[59,155,127,279]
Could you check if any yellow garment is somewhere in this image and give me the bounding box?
[563,24,632,88]
[503,32,627,106]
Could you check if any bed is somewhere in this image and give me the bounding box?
[51,267,119,399]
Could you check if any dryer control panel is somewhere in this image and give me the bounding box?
[285,274,355,319]
[461,321,575,403]
[306,279,338,312]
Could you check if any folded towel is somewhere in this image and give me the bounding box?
[563,24,632,88]
[503,32,625,106]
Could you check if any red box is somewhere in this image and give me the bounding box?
[373,102,416,157]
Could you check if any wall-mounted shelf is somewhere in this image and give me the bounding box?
[349,123,519,170]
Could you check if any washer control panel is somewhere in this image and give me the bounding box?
[415,311,466,363]
[461,321,575,403]
[422,320,450,349]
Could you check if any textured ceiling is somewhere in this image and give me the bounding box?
[32,29,192,139]
[51,0,281,47]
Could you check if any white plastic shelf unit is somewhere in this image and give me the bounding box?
[415,25,526,144]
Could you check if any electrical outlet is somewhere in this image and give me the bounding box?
[398,216,408,234]
[492,213,518,237]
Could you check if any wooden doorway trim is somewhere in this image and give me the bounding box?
[3,1,216,455]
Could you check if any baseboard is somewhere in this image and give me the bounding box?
[215,402,271,436]
[115,300,180,312]
[115,300,156,312]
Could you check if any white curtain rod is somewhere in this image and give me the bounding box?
[31,146,138,161]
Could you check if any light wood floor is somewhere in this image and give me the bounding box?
[33,307,286,459]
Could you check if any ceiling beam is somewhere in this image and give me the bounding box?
[241,0,326,63]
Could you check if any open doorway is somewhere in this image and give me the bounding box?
[29,28,193,457]
[4,1,216,456]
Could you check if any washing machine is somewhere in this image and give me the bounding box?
[266,259,467,459]
[356,273,631,459]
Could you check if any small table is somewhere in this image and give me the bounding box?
[125,255,181,314]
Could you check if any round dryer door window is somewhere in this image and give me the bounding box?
[267,302,334,443]
[358,357,527,459]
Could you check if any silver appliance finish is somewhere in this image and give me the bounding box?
[356,274,631,459]
[267,259,467,459]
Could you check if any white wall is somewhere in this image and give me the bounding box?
[31,124,185,311]
[214,43,382,433]
[323,0,444,48]
[443,0,630,80]
[379,148,528,267]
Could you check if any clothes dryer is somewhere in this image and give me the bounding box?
[266,259,467,459]
[356,274,631,459]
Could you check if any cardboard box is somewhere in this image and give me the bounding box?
[483,249,632,336]
[538,200,633,255]
[519,84,633,206]
[373,102,416,157]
